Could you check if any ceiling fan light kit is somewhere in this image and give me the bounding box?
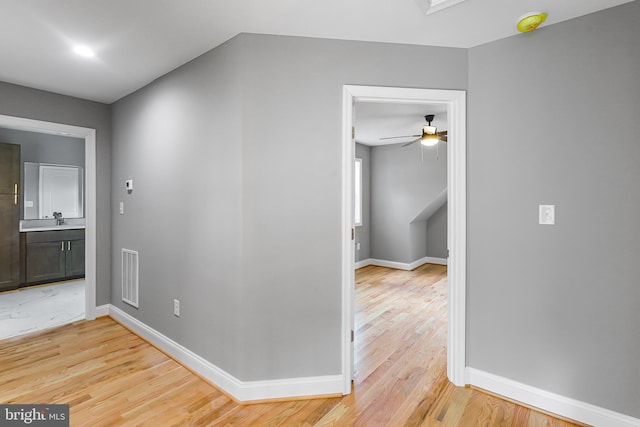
[421,134,440,147]
[421,124,440,146]
[517,12,548,33]
[379,113,448,148]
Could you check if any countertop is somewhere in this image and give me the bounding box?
[20,220,86,232]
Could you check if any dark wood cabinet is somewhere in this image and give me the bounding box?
[65,238,85,278]
[0,143,20,292]
[24,229,85,285]
[25,240,66,283]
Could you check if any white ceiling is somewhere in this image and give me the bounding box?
[0,0,633,104]
[355,102,447,146]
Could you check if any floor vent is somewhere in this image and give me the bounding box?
[122,249,139,308]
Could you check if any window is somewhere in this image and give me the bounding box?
[354,158,362,226]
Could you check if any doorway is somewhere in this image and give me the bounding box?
[0,114,97,331]
[341,85,466,393]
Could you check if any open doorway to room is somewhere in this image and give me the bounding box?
[341,86,466,395]
[0,115,96,340]
[349,101,450,410]
[353,102,449,269]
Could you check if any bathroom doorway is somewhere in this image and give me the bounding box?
[0,114,97,339]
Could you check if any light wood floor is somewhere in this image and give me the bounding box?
[0,264,584,426]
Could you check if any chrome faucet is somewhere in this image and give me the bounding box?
[53,212,64,226]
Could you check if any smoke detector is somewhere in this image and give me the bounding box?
[517,12,548,33]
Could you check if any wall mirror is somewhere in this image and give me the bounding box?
[23,162,84,219]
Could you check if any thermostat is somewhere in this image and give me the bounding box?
[125,179,133,191]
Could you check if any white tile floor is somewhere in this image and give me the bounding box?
[0,280,85,340]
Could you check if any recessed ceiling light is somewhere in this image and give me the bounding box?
[73,45,95,58]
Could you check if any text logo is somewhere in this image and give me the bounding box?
[1,405,69,426]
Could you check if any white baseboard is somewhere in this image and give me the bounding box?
[106,305,343,402]
[94,304,109,318]
[354,259,371,269]
[89,307,638,423]
[355,256,448,270]
[420,256,448,266]
[466,368,640,427]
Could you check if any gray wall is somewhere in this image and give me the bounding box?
[111,33,467,381]
[370,141,447,263]
[356,138,448,264]
[355,143,371,262]
[0,127,85,220]
[0,128,85,166]
[467,1,640,418]
[0,81,111,305]
[3,3,635,418]
[426,202,447,259]
[111,36,245,376]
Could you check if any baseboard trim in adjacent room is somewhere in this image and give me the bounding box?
[466,368,640,427]
[354,259,371,269]
[420,256,448,266]
[106,305,343,402]
[355,256,448,270]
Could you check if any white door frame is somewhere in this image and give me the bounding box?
[341,85,466,393]
[0,114,98,320]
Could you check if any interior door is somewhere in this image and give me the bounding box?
[0,143,20,291]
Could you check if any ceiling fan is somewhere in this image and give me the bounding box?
[379,114,447,147]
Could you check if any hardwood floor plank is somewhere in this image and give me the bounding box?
[314,401,351,426]
[0,265,585,426]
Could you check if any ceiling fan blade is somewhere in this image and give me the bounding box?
[401,138,421,147]
[437,130,447,136]
[440,136,448,142]
[379,134,421,140]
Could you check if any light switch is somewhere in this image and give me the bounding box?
[174,299,180,317]
[539,205,555,225]
[125,179,133,191]
[119,201,124,215]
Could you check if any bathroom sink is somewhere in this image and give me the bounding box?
[20,222,85,232]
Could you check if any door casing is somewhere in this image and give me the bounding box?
[0,114,97,320]
[341,85,467,393]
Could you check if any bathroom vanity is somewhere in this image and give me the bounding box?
[20,228,85,286]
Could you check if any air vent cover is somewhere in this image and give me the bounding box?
[122,249,139,308]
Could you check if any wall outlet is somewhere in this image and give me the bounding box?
[356,242,361,250]
[119,201,124,215]
[173,299,180,317]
